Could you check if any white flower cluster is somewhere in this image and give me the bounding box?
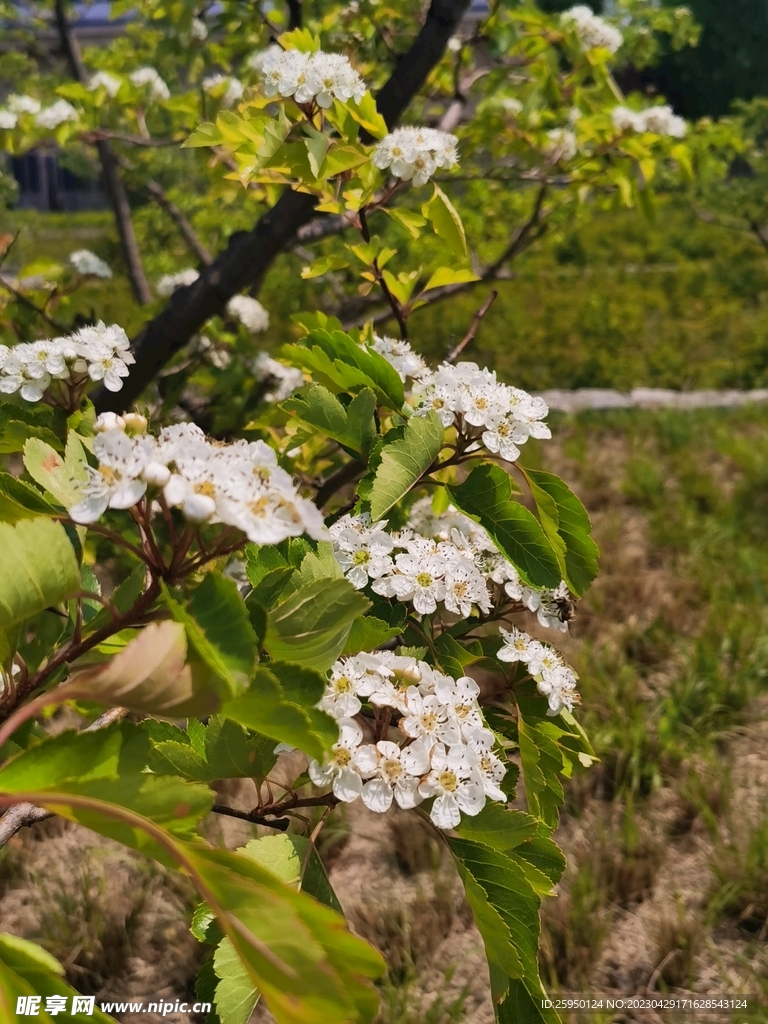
[156,268,200,296]
[88,71,122,97]
[0,94,41,127]
[251,352,304,403]
[129,67,171,102]
[0,110,17,130]
[497,625,579,716]
[69,249,112,279]
[545,127,579,163]
[0,322,133,402]
[202,74,244,107]
[70,418,325,542]
[259,49,366,109]
[309,651,507,829]
[247,45,282,73]
[35,100,79,130]
[409,357,551,464]
[330,502,572,631]
[562,5,623,53]
[612,104,686,138]
[227,294,270,333]
[372,334,428,381]
[155,271,269,333]
[373,127,459,186]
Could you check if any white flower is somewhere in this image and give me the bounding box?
[501,97,523,116]
[130,67,171,101]
[373,126,459,186]
[87,72,121,97]
[497,626,544,665]
[308,718,365,802]
[251,352,303,402]
[333,517,394,589]
[69,429,152,523]
[562,5,623,53]
[247,45,282,73]
[191,17,208,40]
[320,661,365,719]
[612,105,644,133]
[355,739,430,811]
[401,688,461,747]
[371,335,428,381]
[443,561,491,618]
[8,95,41,114]
[374,551,446,615]
[546,127,578,163]
[433,675,485,739]
[537,663,580,716]
[156,268,199,296]
[465,730,507,803]
[69,249,112,279]
[35,100,78,129]
[419,744,486,829]
[612,104,686,138]
[0,111,18,129]
[259,48,366,108]
[202,74,244,107]
[94,411,126,433]
[226,294,269,333]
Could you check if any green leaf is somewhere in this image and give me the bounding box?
[456,804,539,851]
[449,465,561,589]
[368,411,444,521]
[522,469,599,596]
[382,207,426,238]
[151,717,278,783]
[0,518,79,630]
[342,615,402,655]
[0,933,118,1022]
[162,573,258,694]
[517,712,565,830]
[264,578,370,671]
[303,125,331,178]
[0,471,55,522]
[23,433,88,508]
[283,385,376,459]
[421,266,479,292]
[222,664,337,762]
[301,254,351,279]
[214,938,260,1024]
[345,92,388,139]
[0,404,63,454]
[183,121,225,148]
[245,545,289,588]
[421,184,468,257]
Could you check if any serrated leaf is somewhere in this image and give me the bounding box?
[0,518,79,630]
[342,615,402,655]
[382,207,426,238]
[449,465,561,589]
[214,938,260,1024]
[150,718,277,783]
[23,433,88,508]
[303,125,331,178]
[0,471,55,521]
[456,804,539,851]
[283,385,376,459]
[345,92,387,139]
[183,121,225,147]
[422,184,467,257]
[522,468,599,596]
[264,578,370,670]
[368,411,444,521]
[421,266,479,292]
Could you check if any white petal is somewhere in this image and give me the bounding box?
[333,767,363,802]
[362,777,393,813]
[393,777,422,809]
[430,793,461,829]
[69,493,110,524]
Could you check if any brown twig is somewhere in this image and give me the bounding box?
[0,276,69,332]
[211,791,338,829]
[79,129,181,148]
[446,289,498,363]
[144,180,213,265]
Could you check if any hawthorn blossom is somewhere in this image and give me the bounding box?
[356,739,431,811]
[308,718,366,802]
[371,334,428,380]
[226,294,269,333]
[612,104,686,138]
[259,49,366,108]
[419,744,486,829]
[69,429,152,523]
[498,627,579,715]
[0,111,18,129]
[251,352,304,402]
[69,249,112,279]
[330,515,394,589]
[202,74,244,107]
[373,126,459,186]
[562,5,623,52]
[130,67,171,101]
[374,551,447,614]
[87,71,121,97]
[35,100,78,129]
[8,95,41,114]
[546,127,578,163]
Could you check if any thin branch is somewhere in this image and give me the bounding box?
[211,791,338,829]
[53,0,152,305]
[286,0,302,29]
[144,180,213,265]
[79,129,180,148]
[0,276,69,332]
[446,288,497,363]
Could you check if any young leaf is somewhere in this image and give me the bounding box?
[342,615,402,655]
[23,433,88,508]
[344,92,388,139]
[521,468,599,596]
[421,266,479,292]
[448,465,562,589]
[0,518,79,630]
[421,184,468,257]
[368,411,444,521]
[65,620,225,718]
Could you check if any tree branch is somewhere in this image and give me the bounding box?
[446,288,497,362]
[0,275,69,332]
[96,0,473,412]
[54,0,152,306]
[145,180,213,265]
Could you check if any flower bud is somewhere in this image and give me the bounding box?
[94,412,126,433]
[181,493,217,523]
[123,412,148,433]
[142,460,171,487]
